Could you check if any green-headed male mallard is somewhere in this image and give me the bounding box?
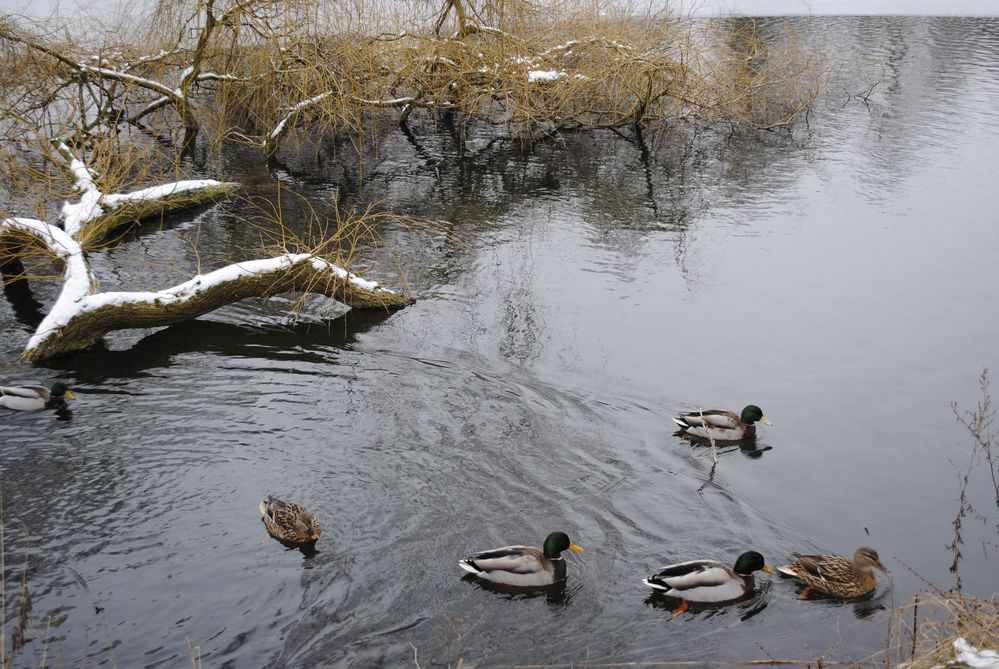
[673,405,772,441]
[259,496,321,545]
[643,550,776,614]
[776,546,888,599]
[458,531,584,587]
[0,382,75,411]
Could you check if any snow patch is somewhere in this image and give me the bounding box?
[528,70,567,83]
[103,180,224,206]
[62,190,105,238]
[953,638,999,669]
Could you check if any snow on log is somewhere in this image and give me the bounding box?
[53,141,238,246]
[0,217,97,302]
[4,242,412,360]
[72,180,239,247]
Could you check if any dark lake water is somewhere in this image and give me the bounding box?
[3,15,999,669]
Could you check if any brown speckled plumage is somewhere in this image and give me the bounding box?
[260,496,321,545]
[778,547,888,599]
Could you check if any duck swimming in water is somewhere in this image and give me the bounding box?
[458,531,584,587]
[673,405,772,441]
[0,382,75,410]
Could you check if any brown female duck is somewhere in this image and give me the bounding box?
[259,496,321,545]
[777,546,889,598]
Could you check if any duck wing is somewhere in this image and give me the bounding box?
[0,385,48,410]
[673,410,740,430]
[780,553,852,582]
[644,559,731,590]
[460,545,545,574]
[1,385,48,399]
[644,560,747,602]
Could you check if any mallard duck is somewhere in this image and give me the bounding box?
[0,382,75,411]
[259,496,321,545]
[643,550,775,614]
[458,531,584,587]
[776,546,888,599]
[673,405,772,441]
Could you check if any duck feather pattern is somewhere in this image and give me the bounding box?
[459,545,565,587]
[643,559,749,602]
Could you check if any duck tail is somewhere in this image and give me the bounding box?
[259,497,273,518]
[672,417,689,430]
[776,565,798,577]
[458,559,481,574]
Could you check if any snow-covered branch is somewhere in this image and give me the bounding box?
[1,8,241,135]
[0,29,180,100]
[456,22,518,42]
[50,142,238,246]
[1,139,410,360]
[0,225,412,360]
[0,217,96,306]
[265,91,336,155]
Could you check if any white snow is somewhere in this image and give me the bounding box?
[541,40,579,57]
[528,70,567,83]
[61,191,105,237]
[268,118,289,142]
[197,72,241,82]
[11,149,392,357]
[953,638,999,669]
[1,218,96,352]
[307,255,382,292]
[271,92,336,141]
[176,65,195,94]
[103,180,225,206]
[65,154,97,190]
[80,64,177,98]
[354,96,417,107]
[56,143,225,236]
[424,56,458,67]
[282,91,335,114]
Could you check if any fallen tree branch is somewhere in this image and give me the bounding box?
[1,217,412,360]
[49,141,238,246]
[29,252,411,360]
[73,180,239,247]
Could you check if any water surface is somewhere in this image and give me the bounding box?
[2,15,999,669]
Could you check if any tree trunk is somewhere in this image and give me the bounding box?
[19,253,412,361]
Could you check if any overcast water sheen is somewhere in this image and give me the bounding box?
[2,14,999,669]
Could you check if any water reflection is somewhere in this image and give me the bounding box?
[259,524,323,560]
[643,586,770,621]
[45,309,395,380]
[678,434,775,459]
[460,575,573,606]
[2,277,45,328]
[782,582,892,620]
